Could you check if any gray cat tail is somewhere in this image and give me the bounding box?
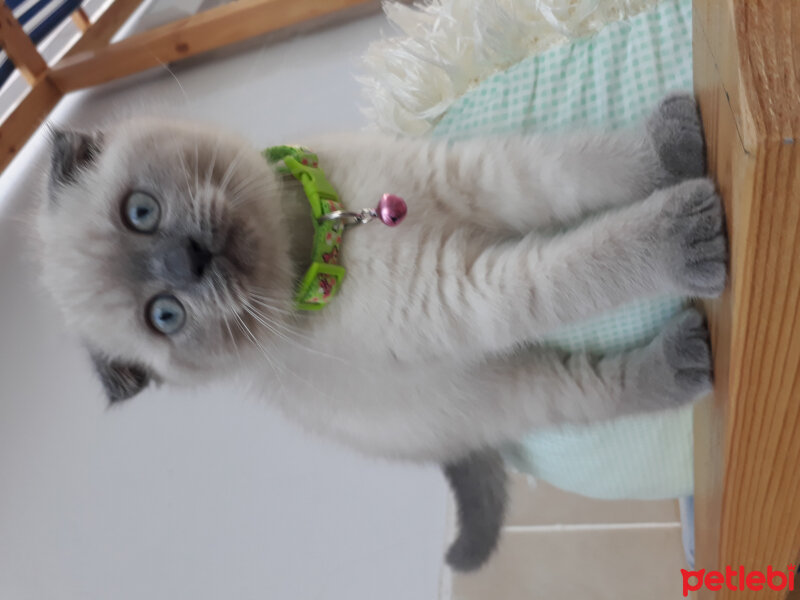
[443,447,508,572]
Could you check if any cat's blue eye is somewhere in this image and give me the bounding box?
[123,192,160,233]
[147,294,185,335]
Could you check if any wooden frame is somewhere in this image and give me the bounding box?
[64,0,147,57]
[0,2,49,84]
[0,0,377,171]
[69,7,91,32]
[693,1,800,598]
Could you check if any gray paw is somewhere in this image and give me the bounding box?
[660,308,713,396]
[629,308,713,410]
[661,178,728,297]
[647,93,706,184]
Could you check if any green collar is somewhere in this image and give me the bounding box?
[264,146,345,311]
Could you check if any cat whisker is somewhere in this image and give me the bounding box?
[238,294,304,344]
[208,279,242,362]
[222,313,240,359]
[244,304,310,346]
[202,140,221,226]
[154,57,190,106]
[228,176,282,209]
[219,148,243,195]
[176,149,200,226]
[240,302,295,345]
[247,285,289,300]
[248,311,326,349]
[245,298,295,327]
[245,293,296,316]
[240,295,345,363]
[246,288,294,305]
[229,180,283,208]
[193,141,201,224]
[245,297,309,331]
[237,314,335,403]
[232,310,287,398]
[206,141,219,189]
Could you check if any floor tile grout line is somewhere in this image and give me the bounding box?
[504,522,681,533]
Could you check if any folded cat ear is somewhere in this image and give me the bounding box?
[88,350,151,404]
[48,128,103,190]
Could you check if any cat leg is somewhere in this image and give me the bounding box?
[298,310,710,463]
[429,177,726,358]
[451,308,712,447]
[425,93,706,232]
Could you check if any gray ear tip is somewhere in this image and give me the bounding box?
[88,351,151,404]
[48,128,103,189]
[47,126,70,144]
[107,363,150,404]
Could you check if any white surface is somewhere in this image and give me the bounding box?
[0,14,448,600]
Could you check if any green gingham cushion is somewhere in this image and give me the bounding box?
[432,0,694,499]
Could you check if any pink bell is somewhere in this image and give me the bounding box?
[376,193,407,226]
[318,194,408,227]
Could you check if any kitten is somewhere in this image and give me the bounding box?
[36,94,726,571]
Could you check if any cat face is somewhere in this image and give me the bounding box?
[37,119,294,400]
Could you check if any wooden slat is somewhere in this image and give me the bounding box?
[693,1,800,598]
[0,2,48,85]
[70,7,92,32]
[0,0,140,173]
[63,0,146,58]
[0,78,62,171]
[50,0,376,92]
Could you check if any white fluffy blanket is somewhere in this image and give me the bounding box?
[360,0,659,135]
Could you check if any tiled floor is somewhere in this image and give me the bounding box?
[504,474,680,526]
[450,475,687,599]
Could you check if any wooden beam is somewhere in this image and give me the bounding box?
[70,7,92,32]
[0,78,62,171]
[0,0,141,173]
[693,1,800,598]
[63,0,146,58]
[0,2,48,85]
[50,0,376,92]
